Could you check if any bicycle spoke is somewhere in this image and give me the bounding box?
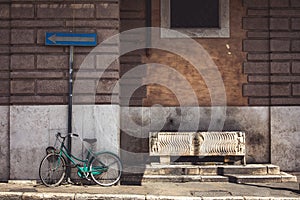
[39,154,66,187]
[90,152,122,186]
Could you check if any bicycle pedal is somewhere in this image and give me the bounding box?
[83,174,91,181]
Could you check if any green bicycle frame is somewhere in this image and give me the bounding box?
[56,138,107,177]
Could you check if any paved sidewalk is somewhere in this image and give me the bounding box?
[0,180,300,200]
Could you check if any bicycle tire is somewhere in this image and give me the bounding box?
[39,153,66,187]
[90,152,122,186]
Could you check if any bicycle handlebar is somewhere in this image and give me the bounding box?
[56,132,64,139]
[56,132,79,140]
[72,133,79,137]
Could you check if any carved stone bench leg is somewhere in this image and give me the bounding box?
[243,156,247,165]
[160,156,171,164]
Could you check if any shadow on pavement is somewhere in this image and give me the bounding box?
[238,183,300,195]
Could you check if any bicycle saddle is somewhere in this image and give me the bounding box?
[83,138,97,144]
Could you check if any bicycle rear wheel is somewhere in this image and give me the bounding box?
[39,153,66,187]
[90,152,122,186]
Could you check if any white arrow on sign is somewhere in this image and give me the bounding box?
[48,34,95,44]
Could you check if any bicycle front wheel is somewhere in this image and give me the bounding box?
[39,153,66,187]
[90,152,122,186]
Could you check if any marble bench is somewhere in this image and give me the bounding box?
[149,131,246,165]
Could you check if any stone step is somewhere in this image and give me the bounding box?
[142,175,228,183]
[143,164,280,176]
[121,164,296,185]
[226,172,297,183]
[121,172,297,184]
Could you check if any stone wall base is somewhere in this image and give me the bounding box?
[1,105,119,180]
[0,106,299,180]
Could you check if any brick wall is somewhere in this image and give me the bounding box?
[120,0,147,106]
[0,1,10,105]
[120,0,248,107]
[119,0,148,166]
[0,0,120,105]
[243,0,300,105]
[3,0,299,106]
[143,0,247,106]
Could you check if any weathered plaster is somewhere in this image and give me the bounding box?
[10,106,65,179]
[121,107,269,166]
[271,107,300,171]
[73,105,120,155]
[9,105,120,180]
[0,106,9,180]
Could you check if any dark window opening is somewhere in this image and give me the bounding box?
[170,0,219,28]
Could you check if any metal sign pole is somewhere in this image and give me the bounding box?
[67,45,74,182]
[45,31,97,183]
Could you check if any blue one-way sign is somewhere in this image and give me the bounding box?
[45,32,97,46]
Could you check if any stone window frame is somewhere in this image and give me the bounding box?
[161,0,230,38]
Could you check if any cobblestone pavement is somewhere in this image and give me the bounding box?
[0,178,300,200]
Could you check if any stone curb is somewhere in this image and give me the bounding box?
[0,192,300,200]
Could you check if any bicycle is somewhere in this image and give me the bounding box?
[39,132,122,187]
